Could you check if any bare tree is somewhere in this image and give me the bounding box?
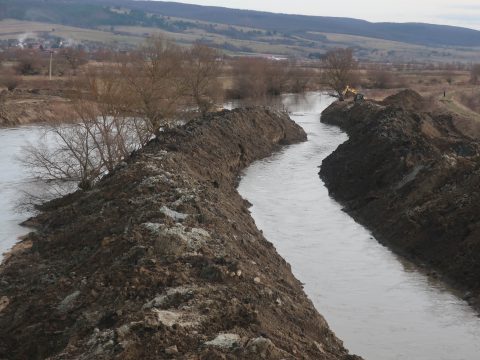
[263,60,289,96]
[230,58,290,99]
[23,115,103,193]
[0,73,22,91]
[287,62,312,93]
[14,49,46,76]
[183,44,223,117]
[230,57,269,99]
[323,48,358,100]
[230,58,314,100]
[470,64,480,85]
[22,38,227,199]
[22,67,150,194]
[0,91,12,124]
[59,48,88,75]
[368,68,395,89]
[118,36,183,137]
[71,67,150,171]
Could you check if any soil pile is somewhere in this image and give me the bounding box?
[320,90,480,308]
[0,108,360,359]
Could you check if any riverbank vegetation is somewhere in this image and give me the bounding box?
[20,37,224,195]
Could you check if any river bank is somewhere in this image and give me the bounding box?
[0,88,68,126]
[320,90,480,310]
[0,108,360,359]
[0,126,47,260]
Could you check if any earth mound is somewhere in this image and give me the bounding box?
[0,108,360,359]
[320,90,480,309]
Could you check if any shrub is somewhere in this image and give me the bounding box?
[470,64,480,85]
[0,74,22,91]
[15,53,45,76]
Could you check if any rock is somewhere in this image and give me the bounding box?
[314,341,326,354]
[86,328,115,356]
[141,174,175,187]
[165,345,179,354]
[173,194,195,207]
[204,333,241,349]
[143,294,168,310]
[160,206,188,221]
[254,277,261,284]
[245,337,291,359]
[145,309,200,328]
[147,310,181,327]
[0,296,9,313]
[143,223,210,255]
[116,324,131,339]
[57,290,80,313]
[143,286,195,309]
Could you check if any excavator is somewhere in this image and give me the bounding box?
[342,85,364,103]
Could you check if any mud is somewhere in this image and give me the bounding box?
[320,90,480,309]
[0,108,360,359]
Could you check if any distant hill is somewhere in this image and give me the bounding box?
[1,0,480,62]
[117,0,480,47]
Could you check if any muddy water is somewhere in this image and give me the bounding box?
[0,126,45,258]
[238,93,480,360]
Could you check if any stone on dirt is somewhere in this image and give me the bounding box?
[205,333,241,349]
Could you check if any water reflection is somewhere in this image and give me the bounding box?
[238,92,480,360]
[0,126,47,258]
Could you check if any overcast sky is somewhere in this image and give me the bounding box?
[167,1,480,30]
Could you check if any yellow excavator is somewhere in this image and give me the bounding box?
[342,85,364,103]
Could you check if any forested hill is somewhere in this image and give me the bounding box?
[1,0,480,48]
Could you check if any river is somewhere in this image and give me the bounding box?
[237,93,480,360]
[2,96,480,359]
[0,126,47,258]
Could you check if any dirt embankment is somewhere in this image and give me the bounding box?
[0,108,360,360]
[0,88,68,126]
[320,90,480,308]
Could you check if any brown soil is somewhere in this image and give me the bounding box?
[0,108,361,359]
[320,90,480,309]
[0,89,68,126]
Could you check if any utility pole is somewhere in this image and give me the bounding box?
[49,50,53,81]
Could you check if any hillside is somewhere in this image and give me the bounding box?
[118,1,480,47]
[1,0,480,62]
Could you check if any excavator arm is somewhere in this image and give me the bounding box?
[342,85,358,97]
[342,85,364,103]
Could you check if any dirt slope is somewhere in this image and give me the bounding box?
[0,89,68,127]
[0,108,360,359]
[320,90,480,308]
